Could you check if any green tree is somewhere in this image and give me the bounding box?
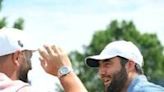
[69,20,164,92]
[0,0,2,10]
[0,17,7,28]
[0,0,24,29]
[13,18,24,30]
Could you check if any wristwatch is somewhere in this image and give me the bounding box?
[58,66,72,78]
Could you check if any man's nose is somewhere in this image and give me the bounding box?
[98,65,107,75]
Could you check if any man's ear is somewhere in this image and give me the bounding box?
[125,60,136,73]
[11,50,22,67]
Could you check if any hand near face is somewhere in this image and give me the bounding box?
[38,45,72,76]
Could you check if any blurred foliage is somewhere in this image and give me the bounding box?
[13,18,24,30]
[69,20,164,92]
[0,17,6,28]
[0,0,2,10]
[0,0,24,29]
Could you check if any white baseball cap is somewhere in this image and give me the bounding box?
[0,27,37,56]
[85,40,143,67]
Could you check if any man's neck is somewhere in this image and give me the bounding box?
[121,73,138,92]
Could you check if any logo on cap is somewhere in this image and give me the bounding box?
[18,40,23,47]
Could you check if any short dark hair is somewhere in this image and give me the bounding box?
[118,56,128,66]
[135,63,144,74]
[118,56,144,74]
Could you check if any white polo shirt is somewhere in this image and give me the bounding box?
[0,73,29,92]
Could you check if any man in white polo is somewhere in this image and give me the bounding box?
[0,28,87,92]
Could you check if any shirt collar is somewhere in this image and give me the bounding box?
[128,75,147,91]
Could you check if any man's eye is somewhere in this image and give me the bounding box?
[104,62,112,66]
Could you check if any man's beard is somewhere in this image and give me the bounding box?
[18,61,32,83]
[106,66,128,92]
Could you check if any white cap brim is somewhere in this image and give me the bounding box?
[85,54,117,67]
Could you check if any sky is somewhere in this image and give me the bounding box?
[1,0,164,53]
[1,0,164,91]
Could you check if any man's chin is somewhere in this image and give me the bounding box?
[104,82,111,89]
